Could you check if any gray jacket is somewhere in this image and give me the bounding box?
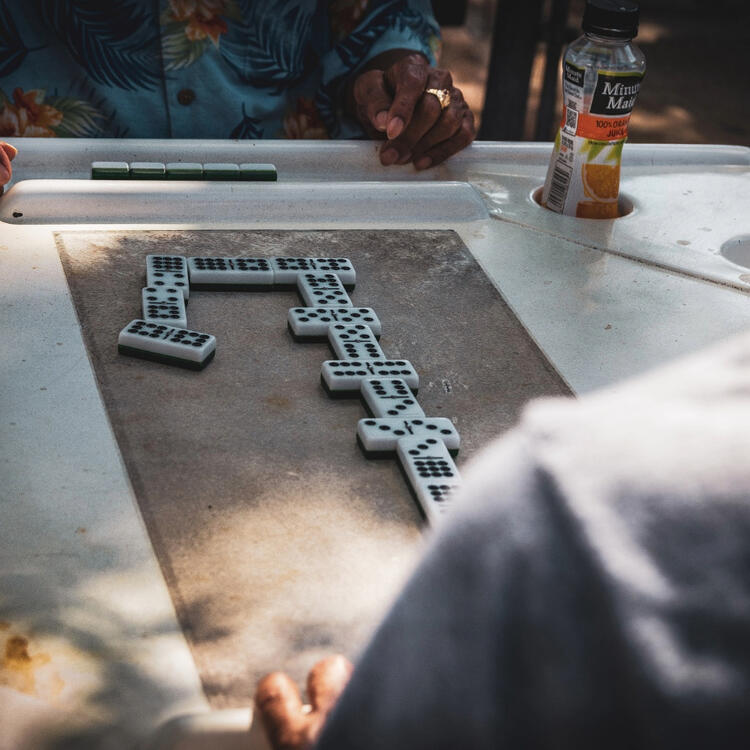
[317,331,750,748]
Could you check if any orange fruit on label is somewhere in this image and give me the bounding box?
[576,201,620,219]
[582,163,620,200]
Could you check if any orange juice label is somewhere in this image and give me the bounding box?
[568,110,631,140]
[542,63,644,217]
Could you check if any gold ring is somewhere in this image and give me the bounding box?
[425,88,451,110]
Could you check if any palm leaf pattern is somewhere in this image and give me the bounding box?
[220,0,316,91]
[160,21,208,71]
[38,0,160,91]
[47,96,106,137]
[0,5,29,77]
[229,102,264,139]
[316,0,437,136]
[332,0,430,69]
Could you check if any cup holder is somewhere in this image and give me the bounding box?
[720,235,750,270]
[531,186,635,219]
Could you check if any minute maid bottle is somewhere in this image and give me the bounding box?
[542,0,645,218]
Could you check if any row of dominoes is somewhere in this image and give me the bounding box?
[285,267,463,525]
[116,254,462,523]
[91,162,277,181]
[117,255,357,370]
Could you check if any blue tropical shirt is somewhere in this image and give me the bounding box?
[0,0,440,140]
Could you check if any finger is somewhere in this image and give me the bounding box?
[382,69,453,165]
[1,142,18,161]
[255,672,309,749]
[306,655,353,716]
[411,89,468,157]
[379,88,440,165]
[0,147,12,186]
[384,53,429,140]
[353,70,393,134]
[414,110,476,170]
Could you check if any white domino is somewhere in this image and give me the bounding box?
[357,418,459,456]
[360,378,423,418]
[396,436,462,525]
[118,319,215,370]
[142,285,188,329]
[288,307,382,340]
[321,359,419,396]
[146,255,189,300]
[312,258,356,286]
[187,257,273,288]
[297,272,353,307]
[328,324,385,360]
[270,257,356,287]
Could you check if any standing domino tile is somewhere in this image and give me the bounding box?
[396,436,462,525]
[328,324,385,360]
[357,418,459,457]
[130,162,166,180]
[118,320,215,370]
[239,163,277,181]
[202,163,240,180]
[297,272,353,307]
[321,359,419,396]
[187,257,274,290]
[142,285,188,329]
[270,258,356,288]
[360,378,424,418]
[146,255,189,300]
[166,162,203,180]
[91,161,130,179]
[288,307,381,341]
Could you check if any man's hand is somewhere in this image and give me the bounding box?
[351,52,475,169]
[254,655,353,750]
[0,142,18,193]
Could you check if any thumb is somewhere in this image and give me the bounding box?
[1,142,18,161]
[307,655,353,716]
[255,672,310,749]
[0,147,13,189]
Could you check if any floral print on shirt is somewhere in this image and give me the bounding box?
[0,0,440,139]
[0,84,114,138]
[161,0,242,70]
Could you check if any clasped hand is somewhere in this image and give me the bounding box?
[352,52,476,169]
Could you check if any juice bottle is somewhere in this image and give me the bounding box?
[541,0,646,218]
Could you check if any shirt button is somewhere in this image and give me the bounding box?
[177,88,195,106]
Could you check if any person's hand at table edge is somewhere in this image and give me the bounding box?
[0,142,18,194]
[254,654,353,750]
[349,50,475,170]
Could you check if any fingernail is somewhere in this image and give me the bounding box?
[415,157,432,170]
[396,151,412,165]
[387,117,404,140]
[374,111,388,131]
[4,143,18,159]
[380,148,398,166]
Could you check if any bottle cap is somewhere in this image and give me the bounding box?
[583,0,639,39]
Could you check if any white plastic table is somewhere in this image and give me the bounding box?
[1,140,748,750]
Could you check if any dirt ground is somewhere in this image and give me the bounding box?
[440,0,750,146]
